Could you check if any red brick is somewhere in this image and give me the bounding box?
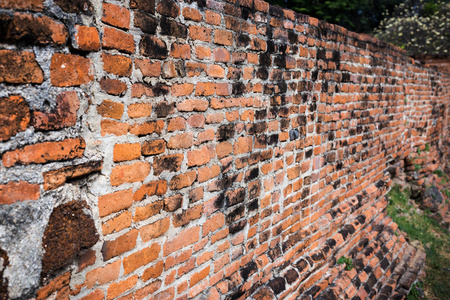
[102,229,138,260]
[177,99,209,112]
[100,77,127,96]
[102,2,130,29]
[214,29,233,46]
[36,271,70,300]
[153,154,184,176]
[183,7,202,21]
[167,117,186,132]
[0,95,30,141]
[189,26,212,42]
[0,181,40,205]
[187,114,205,128]
[74,25,100,51]
[98,188,134,217]
[129,120,164,136]
[0,0,44,10]
[196,82,215,96]
[164,194,183,212]
[135,59,161,77]
[123,243,160,274]
[2,138,85,167]
[33,91,79,131]
[195,46,212,60]
[207,65,225,78]
[171,43,191,59]
[205,10,221,25]
[85,260,121,289]
[203,212,225,235]
[133,180,168,201]
[169,171,197,190]
[173,204,203,227]
[43,161,102,191]
[172,83,194,97]
[128,103,152,118]
[50,53,93,87]
[102,53,132,76]
[216,141,232,159]
[190,265,210,287]
[213,48,231,62]
[79,290,104,300]
[110,162,151,186]
[234,136,253,154]
[139,35,167,58]
[139,217,170,242]
[163,226,200,256]
[135,281,162,299]
[142,261,164,281]
[107,275,138,300]
[103,27,135,54]
[142,139,166,156]
[157,0,180,18]
[0,50,43,84]
[97,100,124,119]
[113,143,141,162]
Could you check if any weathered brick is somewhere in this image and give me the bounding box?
[139,217,170,242]
[43,161,102,191]
[85,260,121,289]
[54,0,93,14]
[50,53,93,87]
[171,44,191,59]
[103,27,135,54]
[214,29,233,46]
[2,138,85,167]
[164,194,183,212]
[102,53,132,76]
[102,2,130,29]
[171,83,194,97]
[177,99,209,112]
[140,35,167,58]
[0,13,68,45]
[130,0,155,14]
[33,91,79,131]
[0,0,44,11]
[142,140,166,156]
[163,226,200,256]
[133,200,163,223]
[205,10,221,25]
[189,26,212,42]
[169,171,197,190]
[110,162,151,186]
[183,7,202,21]
[156,0,179,18]
[142,261,164,281]
[133,180,167,201]
[74,25,100,51]
[153,154,183,175]
[106,275,138,299]
[134,11,158,34]
[0,50,43,84]
[0,95,30,141]
[135,58,161,77]
[0,181,40,204]
[102,211,132,235]
[187,145,214,167]
[100,78,127,96]
[168,132,193,149]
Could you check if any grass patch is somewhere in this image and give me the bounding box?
[387,185,450,300]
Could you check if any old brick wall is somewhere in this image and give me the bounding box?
[0,0,449,299]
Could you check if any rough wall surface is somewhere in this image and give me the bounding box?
[0,0,449,299]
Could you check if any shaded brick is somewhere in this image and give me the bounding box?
[0,50,43,84]
[50,53,93,87]
[0,95,30,141]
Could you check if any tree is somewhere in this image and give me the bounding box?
[265,0,403,33]
[375,0,450,55]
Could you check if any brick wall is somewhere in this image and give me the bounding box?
[0,0,448,299]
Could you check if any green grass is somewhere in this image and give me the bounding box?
[387,185,450,300]
[337,256,354,271]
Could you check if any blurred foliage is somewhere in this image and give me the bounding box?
[266,0,403,33]
[375,0,450,55]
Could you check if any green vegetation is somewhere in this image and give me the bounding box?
[337,256,354,270]
[408,281,424,300]
[433,169,449,184]
[387,185,450,299]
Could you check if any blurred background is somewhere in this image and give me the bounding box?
[265,0,449,56]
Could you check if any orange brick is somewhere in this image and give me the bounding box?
[135,59,161,77]
[139,217,170,242]
[196,82,215,96]
[167,117,186,132]
[74,25,100,51]
[0,181,40,205]
[113,143,141,162]
[97,100,124,119]
[0,50,43,84]
[195,45,212,60]
[102,2,130,29]
[142,261,164,281]
[214,29,233,46]
[133,180,168,201]
[172,83,194,96]
[0,0,44,11]
[85,260,121,289]
[107,275,138,300]
[205,10,221,25]
[169,171,197,190]
[207,65,225,78]
[183,7,202,21]
[102,53,132,76]
[128,103,152,118]
[203,212,225,235]
[79,290,104,300]
[190,265,210,287]
[187,145,214,167]
[98,188,134,217]
[173,205,203,227]
[189,26,212,42]
[216,141,232,159]
[213,48,231,62]
[2,138,85,167]
[198,165,221,183]
[187,114,205,128]
[163,226,200,256]
[171,43,191,59]
[123,243,160,274]
[102,211,132,235]
[102,229,138,260]
[103,27,135,54]
[135,281,162,299]
[101,120,129,136]
[50,53,93,87]
[133,200,163,222]
[177,99,209,112]
[233,136,253,154]
[168,132,193,149]
[110,162,151,186]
